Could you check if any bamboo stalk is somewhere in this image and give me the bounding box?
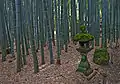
[39,0,45,65]
[0,7,7,62]
[47,0,54,64]
[29,0,39,73]
[60,0,64,50]
[51,0,55,46]
[56,0,61,65]
[15,0,23,72]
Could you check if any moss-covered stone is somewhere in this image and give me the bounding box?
[73,33,94,42]
[73,25,94,42]
[80,25,87,33]
[93,48,110,65]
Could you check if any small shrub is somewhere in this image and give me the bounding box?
[93,48,110,65]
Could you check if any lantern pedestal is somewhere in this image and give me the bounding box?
[76,41,93,76]
[76,53,93,76]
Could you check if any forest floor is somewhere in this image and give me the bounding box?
[0,41,120,84]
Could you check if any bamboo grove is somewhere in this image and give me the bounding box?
[0,0,120,73]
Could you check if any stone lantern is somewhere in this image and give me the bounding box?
[73,25,94,76]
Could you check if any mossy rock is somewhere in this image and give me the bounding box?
[93,48,110,65]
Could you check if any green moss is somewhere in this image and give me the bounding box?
[73,33,94,42]
[73,25,94,42]
[80,25,87,33]
[93,48,110,65]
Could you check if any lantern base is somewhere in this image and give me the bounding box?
[76,65,93,76]
[76,55,93,76]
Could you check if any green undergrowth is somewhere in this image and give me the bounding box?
[93,48,110,65]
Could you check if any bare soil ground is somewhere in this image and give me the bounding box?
[0,41,120,84]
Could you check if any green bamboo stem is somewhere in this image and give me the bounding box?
[112,0,115,43]
[60,0,64,50]
[21,1,26,65]
[56,0,61,64]
[63,0,69,52]
[95,0,100,46]
[0,10,7,61]
[107,0,111,43]
[29,0,39,73]
[35,0,40,50]
[47,0,54,64]
[51,0,55,46]
[16,0,23,72]
[39,0,45,64]
[115,0,119,46]
[24,0,30,55]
